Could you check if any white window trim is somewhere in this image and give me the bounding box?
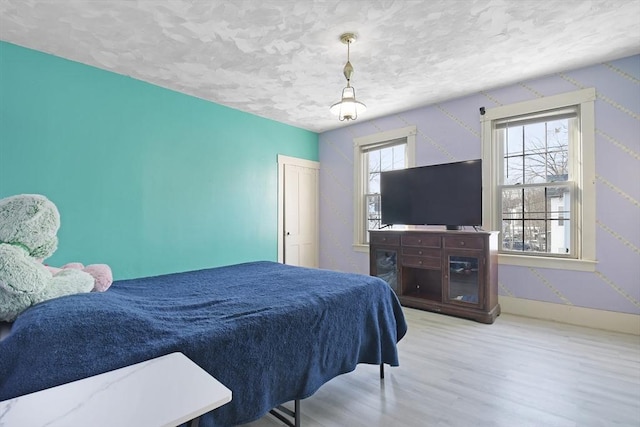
[481,88,596,271]
[353,126,417,252]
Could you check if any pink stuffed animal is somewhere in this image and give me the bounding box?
[46,263,113,292]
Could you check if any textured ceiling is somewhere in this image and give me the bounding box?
[1,0,639,133]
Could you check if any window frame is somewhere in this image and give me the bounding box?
[497,107,577,258]
[481,88,597,272]
[353,126,416,252]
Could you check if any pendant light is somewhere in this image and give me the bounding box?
[330,33,366,121]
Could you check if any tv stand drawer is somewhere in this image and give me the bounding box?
[402,255,440,269]
[402,247,440,258]
[401,234,440,248]
[444,236,484,250]
[370,233,400,246]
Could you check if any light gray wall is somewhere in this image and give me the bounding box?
[318,55,639,315]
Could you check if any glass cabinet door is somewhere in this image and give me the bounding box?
[374,249,398,292]
[446,254,481,305]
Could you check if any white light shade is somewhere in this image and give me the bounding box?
[330,86,367,121]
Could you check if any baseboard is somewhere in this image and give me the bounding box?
[499,296,640,335]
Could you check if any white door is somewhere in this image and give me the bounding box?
[277,155,319,268]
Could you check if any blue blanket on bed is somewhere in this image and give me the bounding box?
[0,261,406,426]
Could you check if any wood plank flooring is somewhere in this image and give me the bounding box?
[241,308,640,427]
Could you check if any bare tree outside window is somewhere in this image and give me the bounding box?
[483,88,595,265]
[365,143,406,240]
[499,114,574,255]
[354,126,416,248]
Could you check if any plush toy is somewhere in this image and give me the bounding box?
[0,194,112,322]
[45,262,113,292]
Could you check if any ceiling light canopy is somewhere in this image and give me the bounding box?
[330,33,366,121]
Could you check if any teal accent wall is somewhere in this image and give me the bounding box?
[0,41,318,280]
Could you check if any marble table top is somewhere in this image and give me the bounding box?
[0,352,232,427]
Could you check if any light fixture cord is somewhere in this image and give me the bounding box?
[343,38,354,87]
[347,40,351,85]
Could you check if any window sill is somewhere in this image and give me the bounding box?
[353,244,369,253]
[498,253,597,272]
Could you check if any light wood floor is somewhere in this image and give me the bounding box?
[242,307,640,427]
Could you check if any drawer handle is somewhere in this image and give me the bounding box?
[418,250,423,255]
[418,260,423,265]
[382,238,386,242]
[460,241,465,246]
[418,239,422,243]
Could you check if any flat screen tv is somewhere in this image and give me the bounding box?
[380,159,482,230]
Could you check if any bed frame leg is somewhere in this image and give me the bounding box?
[269,399,300,427]
[380,363,385,379]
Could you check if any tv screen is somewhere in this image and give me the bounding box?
[380,159,482,229]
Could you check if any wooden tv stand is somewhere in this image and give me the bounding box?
[369,229,500,324]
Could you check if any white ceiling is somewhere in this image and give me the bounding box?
[1,0,639,133]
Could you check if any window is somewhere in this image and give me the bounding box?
[353,126,416,250]
[481,89,596,271]
[365,143,406,232]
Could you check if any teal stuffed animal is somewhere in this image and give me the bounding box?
[0,194,95,322]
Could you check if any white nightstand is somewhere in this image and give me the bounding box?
[0,352,232,427]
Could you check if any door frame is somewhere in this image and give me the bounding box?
[277,154,320,264]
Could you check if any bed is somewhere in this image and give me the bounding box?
[0,261,407,426]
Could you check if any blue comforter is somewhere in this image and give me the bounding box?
[0,261,406,426]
